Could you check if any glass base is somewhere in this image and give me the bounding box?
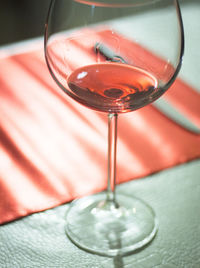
[65,193,158,256]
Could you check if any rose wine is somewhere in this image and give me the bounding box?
[67,63,158,113]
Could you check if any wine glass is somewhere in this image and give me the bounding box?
[44,0,184,256]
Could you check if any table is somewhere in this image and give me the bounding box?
[0,159,200,267]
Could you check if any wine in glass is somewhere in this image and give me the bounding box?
[44,0,184,256]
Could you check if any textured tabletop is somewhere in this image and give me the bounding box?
[0,160,200,268]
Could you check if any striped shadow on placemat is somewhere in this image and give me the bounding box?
[0,29,200,225]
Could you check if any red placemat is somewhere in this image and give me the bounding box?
[0,29,200,225]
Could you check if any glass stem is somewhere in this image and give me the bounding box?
[106,113,119,208]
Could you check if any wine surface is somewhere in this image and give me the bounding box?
[67,63,158,113]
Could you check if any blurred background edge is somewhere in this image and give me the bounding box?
[0,0,198,46]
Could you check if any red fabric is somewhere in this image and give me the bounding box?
[0,30,200,225]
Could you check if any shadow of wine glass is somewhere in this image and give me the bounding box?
[108,229,157,268]
[104,234,152,268]
[113,254,125,268]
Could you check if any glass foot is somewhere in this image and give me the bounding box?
[65,193,158,256]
